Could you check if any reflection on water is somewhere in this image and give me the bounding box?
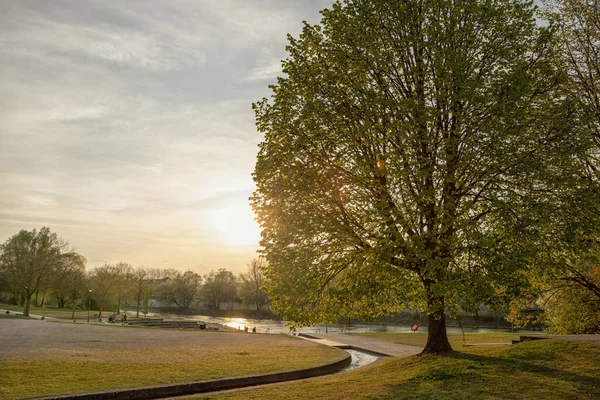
[224,318,251,331]
[146,312,535,335]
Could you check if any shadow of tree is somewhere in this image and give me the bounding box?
[369,341,600,400]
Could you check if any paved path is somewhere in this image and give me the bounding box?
[300,332,422,357]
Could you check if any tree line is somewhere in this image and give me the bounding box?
[0,227,269,318]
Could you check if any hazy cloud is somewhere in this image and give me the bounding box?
[0,0,333,273]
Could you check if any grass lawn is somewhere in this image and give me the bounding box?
[1,303,98,320]
[356,332,541,350]
[0,313,29,319]
[194,339,600,400]
[0,320,344,400]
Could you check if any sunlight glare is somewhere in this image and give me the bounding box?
[209,200,261,246]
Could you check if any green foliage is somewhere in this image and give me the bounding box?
[200,269,237,310]
[49,253,87,309]
[542,265,600,334]
[155,270,201,309]
[142,288,149,316]
[238,258,270,311]
[252,0,590,352]
[0,227,82,316]
[551,0,600,164]
[526,0,600,337]
[132,267,150,317]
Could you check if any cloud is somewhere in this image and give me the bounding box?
[242,46,285,82]
[0,0,334,273]
[0,2,208,72]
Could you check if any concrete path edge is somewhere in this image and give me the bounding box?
[33,353,351,400]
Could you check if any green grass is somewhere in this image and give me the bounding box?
[356,332,544,350]
[0,313,29,319]
[0,303,99,320]
[193,340,600,400]
[0,352,341,400]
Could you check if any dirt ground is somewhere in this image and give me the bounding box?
[0,319,330,363]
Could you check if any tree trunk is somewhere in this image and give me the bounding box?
[422,312,453,354]
[422,281,453,354]
[136,293,141,318]
[23,293,31,317]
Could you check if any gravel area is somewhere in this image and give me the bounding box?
[0,319,328,363]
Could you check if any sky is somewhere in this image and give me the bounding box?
[0,0,334,274]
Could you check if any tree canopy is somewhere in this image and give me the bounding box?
[238,258,270,311]
[201,269,237,310]
[0,227,82,316]
[252,0,593,353]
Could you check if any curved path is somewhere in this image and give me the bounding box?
[300,332,422,357]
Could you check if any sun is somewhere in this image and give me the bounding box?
[209,200,261,246]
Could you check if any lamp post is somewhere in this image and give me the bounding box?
[87,288,93,323]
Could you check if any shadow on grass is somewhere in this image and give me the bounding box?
[371,341,600,400]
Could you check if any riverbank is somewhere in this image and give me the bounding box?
[138,306,542,331]
[1,302,543,332]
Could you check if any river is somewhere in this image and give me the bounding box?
[146,312,535,335]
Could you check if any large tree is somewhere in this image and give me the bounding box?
[0,227,79,316]
[252,0,588,353]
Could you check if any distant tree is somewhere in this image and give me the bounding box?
[201,269,237,310]
[251,0,590,353]
[0,227,80,316]
[88,264,118,318]
[155,270,201,309]
[132,267,150,317]
[50,253,87,308]
[113,262,134,314]
[141,288,149,316]
[238,258,269,311]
